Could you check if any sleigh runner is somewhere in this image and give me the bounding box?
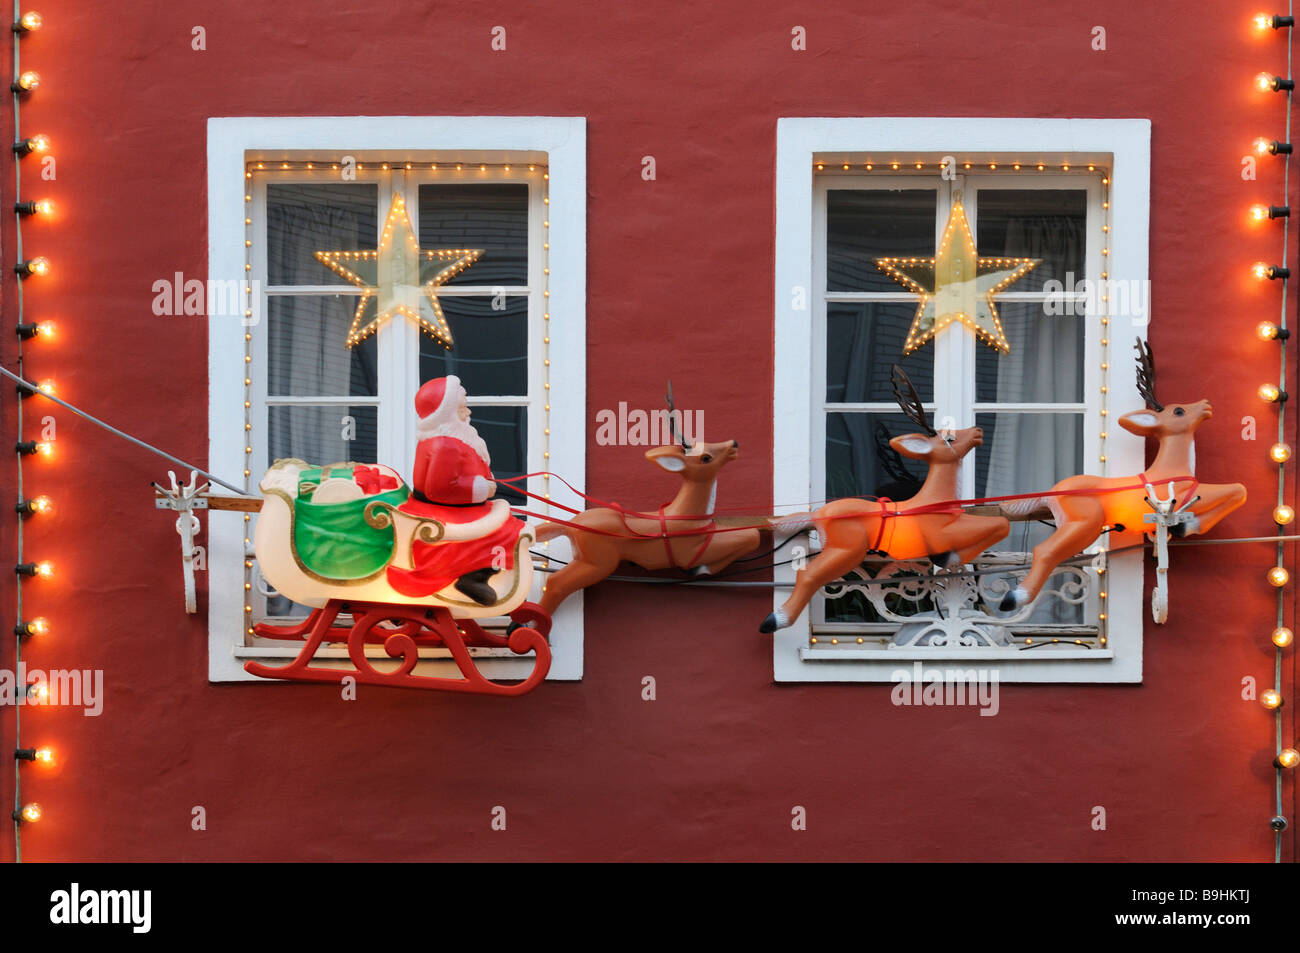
[247,458,551,694]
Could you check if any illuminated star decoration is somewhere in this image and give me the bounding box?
[875,201,1040,355]
[314,192,484,349]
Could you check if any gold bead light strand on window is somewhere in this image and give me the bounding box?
[1098,171,1113,646]
[542,168,552,561]
[243,162,256,636]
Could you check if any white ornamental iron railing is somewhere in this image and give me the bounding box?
[819,552,1101,650]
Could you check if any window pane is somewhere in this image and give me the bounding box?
[419,184,529,287]
[267,296,378,397]
[267,184,377,286]
[827,302,933,404]
[418,296,528,396]
[825,412,929,501]
[469,406,527,506]
[975,303,1083,404]
[973,412,1083,500]
[974,189,1087,292]
[268,405,378,465]
[827,189,937,293]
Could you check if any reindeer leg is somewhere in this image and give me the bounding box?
[1179,483,1247,536]
[762,540,867,633]
[538,540,621,617]
[692,528,760,577]
[926,516,1011,567]
[1002,503,1104,610]
[956,520,1012,565]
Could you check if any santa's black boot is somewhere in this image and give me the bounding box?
[454,567,498,606]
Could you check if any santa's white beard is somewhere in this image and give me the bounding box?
[422,418,492,465]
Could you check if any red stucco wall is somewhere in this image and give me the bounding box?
[0,0,1294,860]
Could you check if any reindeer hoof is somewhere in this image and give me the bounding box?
[929,550,961,570]
[759,609,790,634]
[689,565,712,577]
[999,587,1028,612]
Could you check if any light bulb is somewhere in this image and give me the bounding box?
[35,441,52,457]
[34,746,54,765]
[1259,383,1282,401]
[18,495,52,517]
[1262,688,1284,709]
[34,560,53,578]
[1277,748,1300,769]
[1255,138,1293,155]
[1253,260,1286,280]
[21,617,47,636]
[13,70,39,91]
[1268,565,1290,586]
[1252,203,1270,221]
[1259,320,1283,340]
[1257,71,1275,90]
[1271,442,1293,463]
[16,11,41,31]
[1274,504,1295,524]
[18,803,41,823]
[16,256,49,277]
[25,683,46,703]
[1255,12,1296,29]
[1274,626,1294,647]
[12,133,48,155]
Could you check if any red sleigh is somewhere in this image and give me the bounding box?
[245,600,551,696]
[246,459,550,695]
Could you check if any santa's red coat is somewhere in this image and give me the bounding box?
[386,434,524,598]
[411,435,492,505]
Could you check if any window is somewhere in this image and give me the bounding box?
[207,117,586,683]
[774,118,1151,683]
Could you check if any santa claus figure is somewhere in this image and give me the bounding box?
[385,376,526,605]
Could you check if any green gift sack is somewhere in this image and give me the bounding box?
[291,466,410,580]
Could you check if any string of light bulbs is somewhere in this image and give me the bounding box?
[8,6,51,862]
[1252,7,1299,864]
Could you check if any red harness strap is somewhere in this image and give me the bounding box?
[868,498,892,554]
[658,505,717,570]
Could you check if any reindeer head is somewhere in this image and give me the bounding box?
[644,379,738,478]
[647,381,741,482]
[889,365,984,464]
[1118,339,1214,438]
[646,440,741,481]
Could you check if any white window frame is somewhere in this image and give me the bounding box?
[207,116,586,684]
[774,117,1151,683]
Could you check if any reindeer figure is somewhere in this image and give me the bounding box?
[999,339,1247,610]
[535,386,761,617]
[760,366,1011,633]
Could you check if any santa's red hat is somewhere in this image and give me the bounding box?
[414,376,464,434]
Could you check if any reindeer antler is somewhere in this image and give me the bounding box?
[665,380,690,450]
[891,364,936,436]
[1134,338,1163,411]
